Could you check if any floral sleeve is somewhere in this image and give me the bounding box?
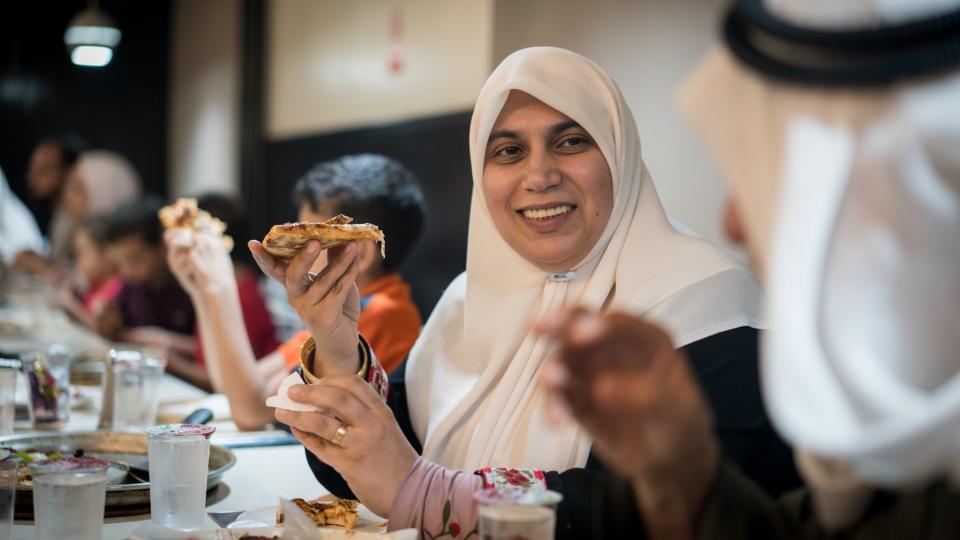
[359,334,390,400]
[388,458,547,539]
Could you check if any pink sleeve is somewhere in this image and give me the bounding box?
[388,457,482,539]
[387,458,549,539]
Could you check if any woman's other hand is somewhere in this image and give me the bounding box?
[249,240,361,376]
[537,309,718,540]
[274,374,417,517]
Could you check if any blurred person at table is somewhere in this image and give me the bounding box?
[99,197,207,389]
[193,193,278,366]
[0,165,45,266]
[16,148,140,281]
[252,48,800,537]
[166,155,425,429]
[538,0,960,538]
[12,133,87,277]
[52,216,123,330]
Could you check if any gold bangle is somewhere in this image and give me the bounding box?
[299,336,368,383]
[356,336,370,380]
[299,336,321,383]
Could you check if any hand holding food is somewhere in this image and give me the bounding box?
[249,215,382,377]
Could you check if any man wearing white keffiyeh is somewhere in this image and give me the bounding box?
[546,0,960,538]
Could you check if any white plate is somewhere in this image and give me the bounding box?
[229,497,388,533]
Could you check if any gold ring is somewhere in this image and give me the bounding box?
[331,424,348,447]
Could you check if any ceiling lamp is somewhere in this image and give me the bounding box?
[64,1,121,68]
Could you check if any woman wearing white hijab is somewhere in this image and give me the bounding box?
[251,47,797,536]
[540,0,960,538]
[60,150,141,222]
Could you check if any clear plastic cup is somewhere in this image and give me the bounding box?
[474,487,563,540]
[145,423,216,530]
[0,367,17,436]
[22,345,71,429]
[0,452,19,540]
[30,457,109,540]
[112,357,166,431]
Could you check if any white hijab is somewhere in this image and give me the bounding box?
[680,0,960,488]
[406,47,763,472]
[74,150,141,216]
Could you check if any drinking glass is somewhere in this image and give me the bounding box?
[474,487,563,540]
[30,457,109,540]
[145,424,216,530]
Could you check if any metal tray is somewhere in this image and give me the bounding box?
[0,431,236,517]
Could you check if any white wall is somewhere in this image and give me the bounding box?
[493,0,731,247]
[168,0,241,196]
[267,0,493,140]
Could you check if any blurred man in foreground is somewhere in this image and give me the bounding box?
[540,0,960,538]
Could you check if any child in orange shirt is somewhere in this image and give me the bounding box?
[167,154,426,429]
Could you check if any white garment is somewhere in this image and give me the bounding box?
[680,0,960,488]
[0,166,45,264]
[765,77,960,486]
[406,47,763,472]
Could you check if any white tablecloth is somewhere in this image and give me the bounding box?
[9,445,329,539]
[1,289,329,539]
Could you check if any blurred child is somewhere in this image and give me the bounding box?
[99,197,207,388]
[54,216,122,328]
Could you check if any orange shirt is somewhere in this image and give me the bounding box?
[279,273,422,374]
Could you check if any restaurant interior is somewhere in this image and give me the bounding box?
[1,0,958,539]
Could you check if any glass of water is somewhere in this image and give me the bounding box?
[0,452,19,540]
[22,345,71,429]
[474,487,563,540]
[30,457,109,540]
[112,357,166,431]
[145,424,216,530]
[0,366,17,436]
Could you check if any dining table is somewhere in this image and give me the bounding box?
[0,272,341,539]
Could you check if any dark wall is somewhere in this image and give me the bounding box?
[0,0,170,205]
[262,111,474,317]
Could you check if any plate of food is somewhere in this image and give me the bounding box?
[215,497,415,540]
[0,431,236,517]
[230,495,386,531]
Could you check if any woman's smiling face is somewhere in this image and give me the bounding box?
[482,91,614,272]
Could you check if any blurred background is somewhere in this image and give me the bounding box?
[0,0,730,316]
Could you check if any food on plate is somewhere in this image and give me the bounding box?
[158,197,234,251]
[275,497,360,529]
[261,215,385,261]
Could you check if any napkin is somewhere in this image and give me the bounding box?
[265,372,318,412]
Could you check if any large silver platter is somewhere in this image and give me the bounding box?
[0,431,236,517]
